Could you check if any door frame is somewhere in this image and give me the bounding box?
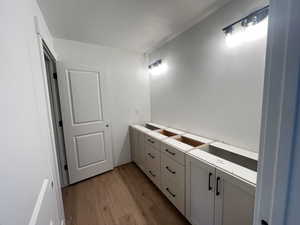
[254,0,300,224]
[43,42,69,187]
[34,17,65,225]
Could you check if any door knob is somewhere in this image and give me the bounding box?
[106,124,109,127]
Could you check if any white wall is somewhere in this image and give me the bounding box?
[54,39,151,166]
[0,0,64,225]
[149,0,268,152]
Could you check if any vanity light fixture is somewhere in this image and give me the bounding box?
[148,59,168,76]
[223,5,269,47]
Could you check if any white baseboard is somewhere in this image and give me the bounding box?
[28,179,50,225]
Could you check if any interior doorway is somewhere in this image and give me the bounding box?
[43,42,69,187]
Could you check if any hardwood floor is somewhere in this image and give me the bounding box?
[63,163,190,225]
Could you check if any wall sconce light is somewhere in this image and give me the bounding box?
[223,5,269,47]
[148,59,168,76]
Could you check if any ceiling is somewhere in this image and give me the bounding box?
[38,0,230,53]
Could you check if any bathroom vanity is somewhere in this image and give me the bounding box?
[130,122,258,225]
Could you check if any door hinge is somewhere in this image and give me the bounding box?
[64,164,68,171]
[59,120,63,127]
[53,72,57,80]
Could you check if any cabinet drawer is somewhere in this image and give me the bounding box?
[145,134,161,150]
[161,154,185,214]
[146,163,161,188]
[146,167,161,188]
[161,143,185,165]
[145,144,161,170]
[161,153,185,185]
[161,174,185,215]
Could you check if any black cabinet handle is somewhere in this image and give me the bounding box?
[149,170,156,177]
[261,220,268,225]
[166,187,176,197]
[216,177,221,196]
[147,139,155,144]
[208,172,213,191]
[166,166,176,174]
[148,153,155,159]
[165,149,176,156]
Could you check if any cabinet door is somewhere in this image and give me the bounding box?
[214,169,255,225]
[129,127,137,162]
[186,156,215,225]
[136,131,146,171]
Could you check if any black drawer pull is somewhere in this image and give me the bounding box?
[149,170,156,177]
[147,139,155,144]
[208,172,213,191]
[148,153,155,159]
[166,166,176,174]
[261,220,268,225]
[165,149,176,156]
[166,187,176,197]
[216,177,221,196]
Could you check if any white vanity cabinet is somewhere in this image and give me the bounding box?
[186,145,257,225]
[214,169,255,225]
[185,155,215,225]
[130,124,257,225]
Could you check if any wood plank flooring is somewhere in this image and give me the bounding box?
[63,163,190,225]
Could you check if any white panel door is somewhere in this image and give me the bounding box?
[57,63,113,184]
[214,169,255,225]
[185,156,215,225]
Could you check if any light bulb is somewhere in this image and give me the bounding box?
[226,26,246,48]
[225,17,268,48]
[150,62,168,76]
[244,17,268,42]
